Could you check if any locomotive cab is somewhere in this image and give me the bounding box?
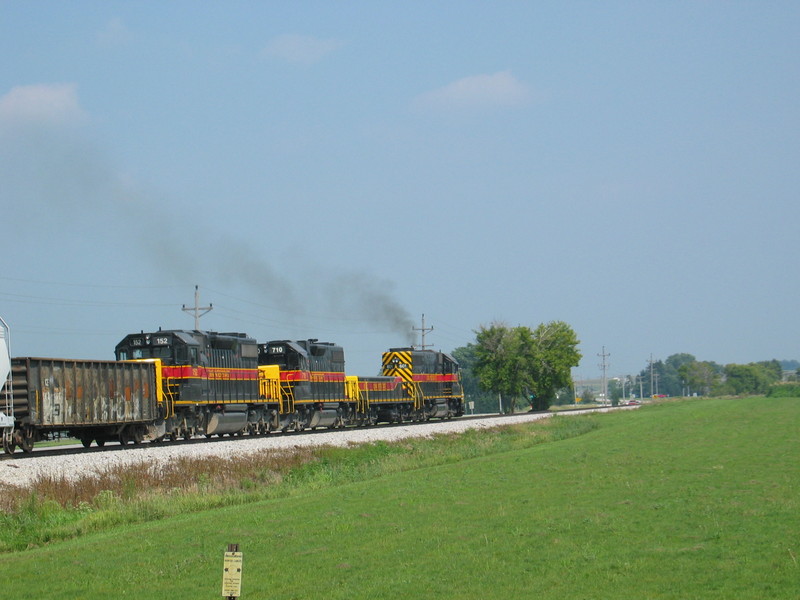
[115,331,201,365]
[258,339,347,429]
[115,330,258,371]
[258,340,308,371]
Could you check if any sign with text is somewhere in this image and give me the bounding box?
[222,548,243,598]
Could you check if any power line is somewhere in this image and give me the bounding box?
[0,276,183,290]
[0,292,174,308]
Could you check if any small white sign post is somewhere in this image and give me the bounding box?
[222,544,243,599]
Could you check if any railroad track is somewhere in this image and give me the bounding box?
[0,406,638,490]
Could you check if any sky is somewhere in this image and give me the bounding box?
[1,2,798,379]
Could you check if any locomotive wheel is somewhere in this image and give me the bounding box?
[19,431,34,454]
[119,430,130,446]
[132,428,143,445]
[2,436,15,455]
[96,439,106,447]
[81,438,93,448]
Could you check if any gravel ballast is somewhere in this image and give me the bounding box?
[0,409,625,488]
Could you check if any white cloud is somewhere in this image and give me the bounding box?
[0,83,87,125]
[97,17,133,47]
[413,71,532,111]
[261,34,344,65]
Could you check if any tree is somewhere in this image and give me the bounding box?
[473,321,581,412]
[756,359,783,382]
[580,388,595,404]
[608,378,624,404]
[679,360,722,396]
[636,353,697,397]
[527,321,582,409]
[472,323,528,413]
[714,362,783,396]
[450,344,497,413]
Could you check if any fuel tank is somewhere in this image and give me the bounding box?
[206,405,248,435]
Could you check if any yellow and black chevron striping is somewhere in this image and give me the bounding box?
[381,350,413,384]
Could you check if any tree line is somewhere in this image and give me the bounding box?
[611,355,789,400]
[449,321,793,413]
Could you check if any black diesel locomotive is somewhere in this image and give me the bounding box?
[0,326,464,453]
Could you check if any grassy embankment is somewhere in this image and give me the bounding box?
[1,397,798,599]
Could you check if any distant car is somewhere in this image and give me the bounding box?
[627,400,641,405]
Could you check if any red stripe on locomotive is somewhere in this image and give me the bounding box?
[412,373,459,383]
[358,377,404,392]
[279,370,346,383]
[161,365,258,381]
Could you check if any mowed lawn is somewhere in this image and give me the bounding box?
[2,397,798,599]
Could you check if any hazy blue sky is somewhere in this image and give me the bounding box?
[1,2,798,379]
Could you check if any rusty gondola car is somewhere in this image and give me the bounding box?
[2,357,160,453]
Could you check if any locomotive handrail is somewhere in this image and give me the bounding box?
[350,376,370,415]
[0,316,14,431]
[149,358,176,420]
[162,377,178,420]
[258,365,282,406]
[279,381,295,414]
[412,382,424,411]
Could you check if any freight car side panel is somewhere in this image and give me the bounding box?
[15,358,158,427]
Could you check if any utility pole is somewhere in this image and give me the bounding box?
[413,314,434,350]
[182,285,213,330]
[598,346,610,404]
[649,354,655,398]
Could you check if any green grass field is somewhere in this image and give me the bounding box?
[1,397,798,599]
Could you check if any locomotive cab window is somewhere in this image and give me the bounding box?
[174,346,186,364]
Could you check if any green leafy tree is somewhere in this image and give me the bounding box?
[679,360,723,396]
[636,354,697,397]
[472,323,526,413]
[473,321,581,412]
[450,344,497,413]
[756,360,783,382]
[552,386,577,406]
[714,362,783,396]
[527,321,582,409]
